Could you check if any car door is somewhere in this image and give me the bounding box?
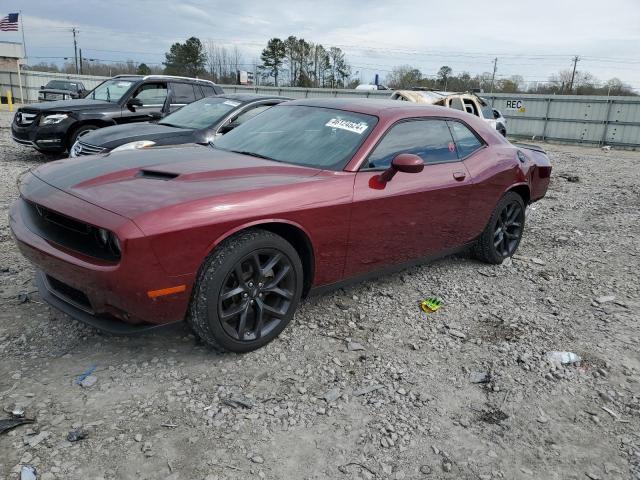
[119,82,168,124]
[344,118,474,278]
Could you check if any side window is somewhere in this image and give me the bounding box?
[365,120,458,169]
[202,86,216,97]
[133,82,168,106]
[448,121,484,158]
[170,83,197,104]
[193,85,204,100]
[463,99,479,116]
[449,97,465,111]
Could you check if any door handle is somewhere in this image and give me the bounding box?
[453,171,466,181]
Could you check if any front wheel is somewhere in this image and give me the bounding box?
[67,124,98,151]
[188,229,303,353]
[473,191,526,264]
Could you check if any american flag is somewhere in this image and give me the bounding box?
[0,13,19,32]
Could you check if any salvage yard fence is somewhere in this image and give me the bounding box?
[1,70,639,149]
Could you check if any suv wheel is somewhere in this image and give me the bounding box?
[68,125,98,150]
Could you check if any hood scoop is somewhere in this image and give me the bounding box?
[136,170,180,181]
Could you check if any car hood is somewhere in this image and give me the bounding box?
[80,123,195,149]
[22,99,111,112]
[39,89,76,95]
[29,145,324,220]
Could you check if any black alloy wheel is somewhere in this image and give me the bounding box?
[473,191,526,264]
[493,200,524,257]
[188,229,303,353]
[218,249,296,341]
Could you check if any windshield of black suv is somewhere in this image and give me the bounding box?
[88,79,134,102]
[45,80,78,91]
[214,105,378,170]
[159,97,239,129]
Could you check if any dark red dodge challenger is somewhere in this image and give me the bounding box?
[10,99,551,352]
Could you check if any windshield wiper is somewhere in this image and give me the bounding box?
[228,150,279,161]
[158,122,186,129]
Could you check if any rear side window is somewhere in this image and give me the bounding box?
[171,83,197,104]
[193,85,204,100]
[448,121,484,158]
[201,85,216,97]
[366,119,458,169]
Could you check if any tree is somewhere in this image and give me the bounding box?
[259,38,286,86]
[137,63,151,75]
[163,37,207,77]
[385,65,422,89]
[328,47,350,88]
[437,66,453,89]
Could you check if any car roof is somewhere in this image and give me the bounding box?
[219,93,290,103]
[284,98,473,119]
[111,75,217,85]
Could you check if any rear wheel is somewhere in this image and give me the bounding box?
[188,229,303,353]
[473,191,525,264]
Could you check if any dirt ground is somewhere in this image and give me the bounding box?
[0,109,639,480]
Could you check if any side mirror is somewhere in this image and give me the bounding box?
[493,109,501,119]
[379,153,424,183]
[127,97,143,110]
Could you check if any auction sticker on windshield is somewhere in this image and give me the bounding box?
[223,100,241,107]
[325,118,369,134]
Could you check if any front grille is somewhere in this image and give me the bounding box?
[15,111,38,126]
[75,141,108,156]
[21,199,121,262]
[45,275,93,312]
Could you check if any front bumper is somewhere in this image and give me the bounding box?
[9,184,194,333]
[11,117,70,152]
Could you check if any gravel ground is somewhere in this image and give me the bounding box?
[0,109,639,480]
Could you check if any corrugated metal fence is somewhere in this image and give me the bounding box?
[1,70,639,148]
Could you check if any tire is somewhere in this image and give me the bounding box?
[67,124,98,150]
[473,191,526,264]
[188,229,303,353]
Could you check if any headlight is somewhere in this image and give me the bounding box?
[112,140,156,152]
[95,228,121,256]
[39,113,68,125]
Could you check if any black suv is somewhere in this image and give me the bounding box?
[38,79,87,101]
[12,75,223,155]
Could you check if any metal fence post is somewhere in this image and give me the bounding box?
[541,98,552,140]
[600,99,613,146]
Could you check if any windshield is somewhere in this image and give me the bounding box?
[159,96,237,129]
[88,79,134,102]
[45,80,77,91]
[214,105,378,170]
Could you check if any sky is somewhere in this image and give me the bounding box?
[2,0,640,90]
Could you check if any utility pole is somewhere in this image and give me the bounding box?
[489,57,498,106]
[569,55,580,93]
[71,27,79,74]
[79,48,83,75]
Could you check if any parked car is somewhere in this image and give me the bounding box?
[390,90,507,136]
[70,94,289,157]
[38,80,87,101]
[492,108,507,137]
[12,75,223,155]
[10,99,551,352]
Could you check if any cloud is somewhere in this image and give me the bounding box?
[16,0,640,88]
